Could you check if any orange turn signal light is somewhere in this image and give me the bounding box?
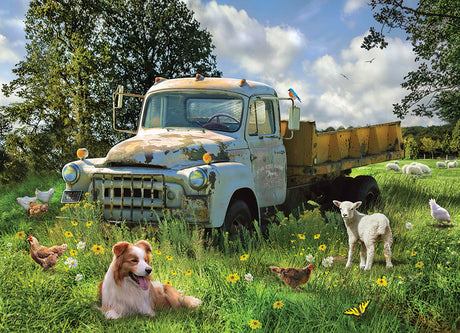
[77,148,89,160]
[203,153,212,164]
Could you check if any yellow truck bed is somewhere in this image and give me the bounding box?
[281,120,404,188]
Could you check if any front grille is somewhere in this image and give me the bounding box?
[91,173,167,223]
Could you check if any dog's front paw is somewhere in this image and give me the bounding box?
[183,296,202,308]
[105,309,121,320]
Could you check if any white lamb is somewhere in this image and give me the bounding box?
[447,160,457,168]
[405,164,423,177]
[333,200,393,271]
[385,163,401,173]
[436,161,447,168]
[412,162,431,176]
[402,164,409,174]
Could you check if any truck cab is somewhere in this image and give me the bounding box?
[61,77,297,231]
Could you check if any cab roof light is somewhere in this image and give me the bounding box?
[195,74,204,81]
[239,78,247,87]
[155,77,166,84]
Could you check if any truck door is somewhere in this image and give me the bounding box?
[246,98,287,207]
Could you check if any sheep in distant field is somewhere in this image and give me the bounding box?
[393,160,399,165]
[385,163,401,173]
[436,161,447,169]
[402,164,409,174]
[405,164,423,177]
[412,162,431,176]
[448,160,457,168]
[333,200,393,271]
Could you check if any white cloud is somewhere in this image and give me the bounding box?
[0,34,20,63]
[343,0,368,14]
[183,0,307,78]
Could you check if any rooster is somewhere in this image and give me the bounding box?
[35,188,55,204]
[29,202,49,219]
[16,196,38,212]
[270,264,314,292]
[429,199,451,225]
[28,236,67,271]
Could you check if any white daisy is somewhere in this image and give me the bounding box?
[305,254,315,263]
[77,241,86,249]
[65,257,78,268]
[322,256,334,267]
[405,222,414,230]
[75,274,83,281]
[245,273,254,282]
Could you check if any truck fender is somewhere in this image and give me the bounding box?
[204,162,259,228]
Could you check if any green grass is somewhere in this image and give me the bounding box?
[0,159,459,332]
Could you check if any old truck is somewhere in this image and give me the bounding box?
[61,76,404,232]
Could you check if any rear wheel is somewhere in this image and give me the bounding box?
[350,175,380,207]
[224,200,252,235]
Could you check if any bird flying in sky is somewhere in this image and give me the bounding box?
[365,58,375,63]
[288,88,301,102]
[340,73,350,80]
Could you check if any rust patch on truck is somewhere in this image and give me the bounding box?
[180,195,210,222]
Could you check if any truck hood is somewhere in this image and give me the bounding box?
[105,129,238,169]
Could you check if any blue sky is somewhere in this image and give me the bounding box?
[0,0,441,129]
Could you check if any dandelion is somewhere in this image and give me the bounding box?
[322,256,334,267]
[314,234,320,239]
[248,319,262,329]
[240,254,249,261]
[273,301,284,309]
[91,245,104,254]
[15,231,26,239]
[77,241,85,250]
[86,220,93,227]
[155,250,162,255]
[71,221,78,226]
[318,244,327,251]
[376,278,387,286]
[70,250,77,256]
[185,270,193,276]
[405,222,414,230]
[245,273,254,282]
[164,280,172,286]
[415,261,424,268]
[226,273,240,283]
[166,256,173,261]
[171,270,177,275]
[65,231,73,238]
[65,257,78,268]
[75,274,83,281]
[298,234,306,240]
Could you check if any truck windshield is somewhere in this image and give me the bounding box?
[141,92,243,132]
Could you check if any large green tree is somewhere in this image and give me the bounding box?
[363,0,460,124]
[1,0,221,172]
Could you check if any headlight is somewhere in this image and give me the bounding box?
[62,163,80,184]
[188,169,207,190]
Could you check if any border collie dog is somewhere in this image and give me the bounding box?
[98,240,202,319]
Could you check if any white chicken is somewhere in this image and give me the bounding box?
[16,196,38,212]
[35,188,55,204]
[429,199,451,225]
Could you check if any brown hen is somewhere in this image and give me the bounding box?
[28,236,67,271]
[270,264,314,292]
[29,202,48,219]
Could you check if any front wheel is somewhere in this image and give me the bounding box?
[224,200,252,235]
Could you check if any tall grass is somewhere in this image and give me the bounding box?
[0,159,458,332]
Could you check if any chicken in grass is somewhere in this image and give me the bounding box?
[270,264,314,292]
[429,199,451,225]
[29,202,49,219]
[16,196,38,212]
[28,236,67,271]
[35,188,55,205]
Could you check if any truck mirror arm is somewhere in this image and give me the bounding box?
[255,96,299,140]
[112,87,145,135]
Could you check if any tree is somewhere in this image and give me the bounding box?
[363,0,460,124]
[451,119,460,156]
[1,0,221,172]
[419,137,440,159]
[403,136,419,159]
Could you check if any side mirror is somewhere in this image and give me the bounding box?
[288,106,300,131]
[114,85,124,109]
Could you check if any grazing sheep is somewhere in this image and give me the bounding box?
[412,162,431,176]
[436,161,447,168]
[333,200,393,271]
[385,163,402,173]
[447,160,457,168]
[405,164,424,177]
[393,160,399,165]
[401,164,409,174]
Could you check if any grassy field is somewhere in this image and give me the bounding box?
[0,160,458,332]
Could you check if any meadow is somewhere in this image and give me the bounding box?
[0,159,458,332]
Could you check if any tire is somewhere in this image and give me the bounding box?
[350,175,380,206]
[224,200,252,235]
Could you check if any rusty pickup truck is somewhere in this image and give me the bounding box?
[61,76,404,231]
